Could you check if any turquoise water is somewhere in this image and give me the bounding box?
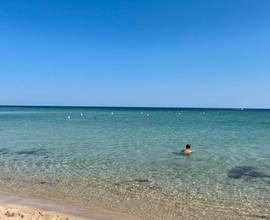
[0,106,270,219]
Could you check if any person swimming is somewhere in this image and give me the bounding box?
[181,144,192,155]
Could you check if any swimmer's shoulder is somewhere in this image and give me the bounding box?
[181,149,192,155]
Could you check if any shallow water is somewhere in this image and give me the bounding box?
[0,106,270,219]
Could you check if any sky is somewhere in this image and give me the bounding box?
[0,0,269,108]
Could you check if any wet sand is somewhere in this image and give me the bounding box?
[0,190,140,220]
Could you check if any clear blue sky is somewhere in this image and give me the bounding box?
[0,0,269,108]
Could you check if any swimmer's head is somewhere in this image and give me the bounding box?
[185,144,191,149]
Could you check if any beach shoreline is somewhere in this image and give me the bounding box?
[0,187,269,220]
[0,189,140,220]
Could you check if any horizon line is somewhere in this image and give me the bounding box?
[0,104,269,110]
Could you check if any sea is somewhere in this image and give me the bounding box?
[0,106,269,219]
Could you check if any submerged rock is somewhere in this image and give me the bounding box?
[134,179,150,183]
[16,148,47,156]
[228,166,270,179]
[39,181,48,184]
[0,148,9,155]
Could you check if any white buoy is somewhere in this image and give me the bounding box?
[80,113,83,116]
[67,115,71,119]
[111,112,114,115]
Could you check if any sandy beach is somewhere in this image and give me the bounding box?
[0,203,86,220]
[0,190,140,220]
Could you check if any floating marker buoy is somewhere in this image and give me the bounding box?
[111,112,114,115]
[67,115,71,119]
[80,113,83,116]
